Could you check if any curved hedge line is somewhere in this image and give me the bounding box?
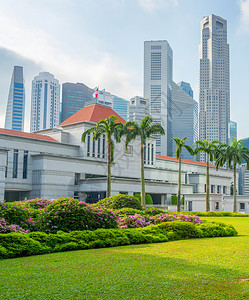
[0,221,237,259]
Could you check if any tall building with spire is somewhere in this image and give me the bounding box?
[31,72,60,132]
[144,40,173,156]
[199,14,230,161]
[5,66,25,131]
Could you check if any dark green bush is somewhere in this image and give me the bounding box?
[157,221,202,240]
[0,221,237,259]
[144,207,167,216]
[171,195,177,205]
[95,194,142,210]
[145,194,153,205]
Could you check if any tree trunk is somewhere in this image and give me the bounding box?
[177,153,181,212]
[107,138,111,197]
[233,164,237,213]
[141,141,146,208]
[206,153,210,212]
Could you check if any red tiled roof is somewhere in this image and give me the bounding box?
[0,128,59,143]
[156,155,215,167]
[58,104,126,126]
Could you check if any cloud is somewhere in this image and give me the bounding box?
[0,5,139,100]
[138,0,178,12]
[239,0,249,33]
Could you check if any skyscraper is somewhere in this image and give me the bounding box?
[144,40,173,156]
[172,82,198,160]
[128,96,150,124]
[228,121,237,145]
[177,81,193,98]
[5,66,25,131]
[199,14,230,161]
[61,82,93,123]
[112,95,129,121]
[31,72,60,132]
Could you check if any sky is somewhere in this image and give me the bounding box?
[0,0,249,138]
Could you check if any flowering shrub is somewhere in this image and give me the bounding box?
[118,214,151,229]
[95,194,143,210]
[0,203,30,228]
[20,198,52,210]
[119,213,203,228]
[151,214,178,224]
[177,214,202,224]
[41,197,118,233]
[0,218,29,233]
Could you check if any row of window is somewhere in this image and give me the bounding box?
[5,150,28,179]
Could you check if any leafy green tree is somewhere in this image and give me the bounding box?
[124,116,165,208]
[172,137,194,212]
[215,138,249,212]
[81,115,123,197]
[194,140,220,211]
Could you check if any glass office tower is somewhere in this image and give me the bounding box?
[5,66,25,131]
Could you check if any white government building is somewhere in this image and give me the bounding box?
[0,104,248,213]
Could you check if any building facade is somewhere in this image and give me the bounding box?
[144,40,173,156]
[172,82,198,160]
[199,14,230,161]
[30,72,60,132]
[112,95,129,121]
[5,66,25,131]
[61,82,94,123]
[128,96,150,123]
[0,104,233,210]
[177,81,194,98]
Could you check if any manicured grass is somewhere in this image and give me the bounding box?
[0,217,248,299]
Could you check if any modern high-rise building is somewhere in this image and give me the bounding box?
[128,96,150,124]
[112,95,129,121]
[30,72,60,132]
[199,14,230,161]
[144,40,173,156]
[172,81,198,160]
[228,121,237,145]
[5,66,25,131]
[61,82,93,123]
[177,81,193,98]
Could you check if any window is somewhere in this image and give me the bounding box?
[211,185,215,193]
[74,173,80,185]
[92,140,95,157]
[223,186,226,194]
[102,135,106,158]
[151,144,154,165]
[5,152,8,178]
[13,149,18,178]
[97,138,101,158]
[87,134,90,157]
[217,185,221,194]
[147,143,150,164]
[215,202,219,210]
[23,150,28,179]
[240,203,245,210]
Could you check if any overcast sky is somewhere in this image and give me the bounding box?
[0,0,249,138]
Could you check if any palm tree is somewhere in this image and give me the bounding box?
[124,116,165,208]
[215,138,249,212]
[172,137,194,212]
[81,115,123,197]
[194,140,220,211]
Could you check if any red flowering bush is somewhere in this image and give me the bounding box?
[118,214,151,228]
[41,197,118,233]
[0,218,29,233]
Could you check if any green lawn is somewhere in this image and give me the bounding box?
[0,217,248,300]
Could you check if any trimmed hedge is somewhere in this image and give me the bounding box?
[0,221,237,259]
